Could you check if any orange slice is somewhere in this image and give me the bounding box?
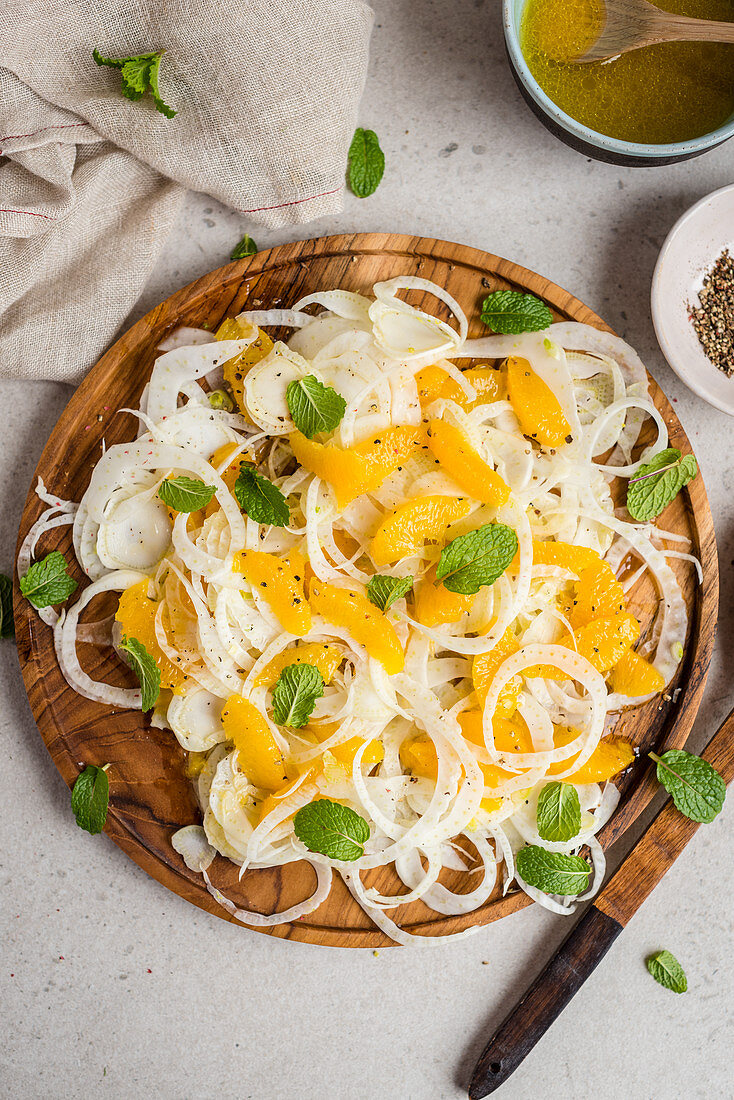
[609,648,666,697]
[571,559,626,628]
[371,495,471,566]
[217,325,274,416]
[115,579,187,691]
[426,418,511,506]
[233,550,311,636]
[472,627,523,714]
[507,356,571,447]
[415,364,506,409]
[256,642,343,688]
[221,695,289,791]
[414,564,475,627]
[550,727,635,783]
[309,579,404,673]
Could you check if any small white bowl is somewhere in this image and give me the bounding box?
[651,184,734,417]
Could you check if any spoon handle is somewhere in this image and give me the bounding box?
[652,13,734,45]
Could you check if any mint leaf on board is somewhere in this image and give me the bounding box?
[93,48,175,118]
[649,749,725,824]
[231,234,258,260]
[646,949,687,994]
[272,662,325,728]
[293,798,370,861]
[19,551,78,609]
[516,845,591,896]
[347,128,385,198]
[536,782,581,843]
[158,476,216,513]
[234,466,290,527]
[286,375,347,439]
[118,636,161,711]
[436,523,518,595]
[480,290,553,335]
[366,574,414,612]
[71,765,110,835]
[0,573,14,638]
[626,448,698,522]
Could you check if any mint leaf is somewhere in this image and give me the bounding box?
[71,765,109,835]
[347,128,385,198]
[93,48,175,118]
[367,574,413,612]
[480,291,553,335]
[272,662,324,728]
[0,573,14,638]
[119,636,161,711]
[627,448,697,522]
[536,782,581,843]
[436,523,518,595]
[649,749,725,823]
[286,375,346,439]
[294,798,370,860]
[231,234,258,260]
[516,845,591,895]
[158,476,216,513]
[646,949,687,993]
[234,466,290,527]
[20,551,78,609]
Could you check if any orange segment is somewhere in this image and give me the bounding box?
[290,426,423,509]
[256,642,343,688]
[472,627,522,715]
[217,325,274,416]
[506,356,571,447]
[330,736,384,770]
[415,364,506,409]
[115,579,186,691]
[371,495,471,566]
[415,565,475,627]
[530,539,602,572]
[571,560,626,628]
[572,612,640,673]
[221,695,289,791]
[400,736,438,780]
[256,767,316,823]
[426,418,511,506]
[233,550,311,636]
[549,728,635,783]
[609,648,666,696]
[309,579,404,673]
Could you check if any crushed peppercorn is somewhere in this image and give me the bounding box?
[690,248,734,377]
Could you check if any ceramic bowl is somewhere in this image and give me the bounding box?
[651,184,734,417]
[502,0,734,166]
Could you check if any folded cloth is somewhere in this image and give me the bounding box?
[0,0,373,382]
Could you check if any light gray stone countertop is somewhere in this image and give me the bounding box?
[2,2,732,1098]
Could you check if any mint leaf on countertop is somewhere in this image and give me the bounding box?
[649,749,725,824]
[347,128,385,198]
[646,949,687,993]
[0,573,14,638]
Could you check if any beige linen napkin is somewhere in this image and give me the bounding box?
[0,0,373,382]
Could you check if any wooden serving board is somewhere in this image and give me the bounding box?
[14,233,718,948]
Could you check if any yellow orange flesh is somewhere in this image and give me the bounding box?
[256,642,343,688]
[256,768,316,823]
[233,550,311,636]
[115,580,187,691]
[371,495,471,566]
[472,627,522,715]
[289,426,423,509]
[414,565,475,627]
[550,728,635,784]
[609,648,666,697]
[426,418,511,506]
[221,695,289,791]
[415,364,506,409]
[309,579,404,674]
[571,560,626,628]
[506,356,571,447]
[217,325,274,416]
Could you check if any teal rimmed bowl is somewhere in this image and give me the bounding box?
[503,0,734,166]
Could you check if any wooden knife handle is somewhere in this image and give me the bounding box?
[469,905,623,1098]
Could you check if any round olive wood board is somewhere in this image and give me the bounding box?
[14,233,718,948]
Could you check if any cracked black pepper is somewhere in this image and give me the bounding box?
[690,248,734,378]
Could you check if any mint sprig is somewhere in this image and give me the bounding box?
[158,476,216,513]
[367,574,413,612]
[294,798,370,860]
[93,48,175,118]
[536,782,581,843]
[516,845,591,896]
[231,234,258,261]
[71,764,110,835]
[119,636,161,711]
[480,290,553,335]
[286,375,346,439]
[20,551,78,609]
[646,949,687,993]
[272,663,324,728]
[0,573,14,638]
[347,128,385,198]
[649,749,725,823]
[436,523,518,595]
[234,466,290,527]
[626,448,697,522]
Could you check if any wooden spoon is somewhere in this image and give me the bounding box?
[573,0,734,63]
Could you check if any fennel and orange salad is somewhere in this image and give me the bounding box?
[19,277,700,945]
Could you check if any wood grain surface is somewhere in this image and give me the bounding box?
[13,233,719,948]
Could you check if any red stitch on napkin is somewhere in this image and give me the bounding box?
[238,186,341,214]
[0,122,89,142]
[0,208,56,220]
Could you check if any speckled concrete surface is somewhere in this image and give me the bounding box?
[2,3,733,1098]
